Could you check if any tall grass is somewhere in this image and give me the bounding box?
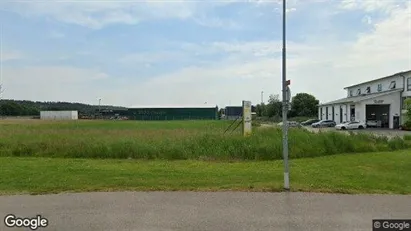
[0,120,409,160]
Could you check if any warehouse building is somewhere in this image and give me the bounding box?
[127,105,219,120]
[318,70,411,129]
[222,105,257,120]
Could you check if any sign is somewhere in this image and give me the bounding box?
[374,100,384,104]
[286,86,291,102]
[242,100,252,136]
[286,86,292,111]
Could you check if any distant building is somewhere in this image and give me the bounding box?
[318,70,411,129]
[222,105,256,120]
[40,111,78,120]
[126,105,219,120]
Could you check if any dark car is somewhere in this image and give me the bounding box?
[311,120,336,128]
[300,119,320,126]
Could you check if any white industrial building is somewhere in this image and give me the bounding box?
[318,70,411,129]
[40,111,79,120]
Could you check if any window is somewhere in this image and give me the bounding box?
[365,86,371,94]
[349,90,353,97]
[408,78,411,91]
[377,83,382,92]
[357,88,361,95]
[389,81,396,89]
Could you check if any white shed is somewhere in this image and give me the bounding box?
[40,111,79,120]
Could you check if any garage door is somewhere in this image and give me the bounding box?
[365,104,390,128]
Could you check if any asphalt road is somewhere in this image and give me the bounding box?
[1,192,410,231]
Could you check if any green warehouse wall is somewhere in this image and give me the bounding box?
[127,107,219,120]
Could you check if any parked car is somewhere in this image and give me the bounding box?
[311,120,336,128]
[300,119,320,126]
[366,120,382,128]
[335,121,366,130]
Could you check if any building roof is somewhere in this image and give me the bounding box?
[128,105,218,109]
[343,69,411,89]
[318,88,402,106]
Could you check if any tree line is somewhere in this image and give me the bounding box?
[255,92,319,119]
[0,99,126,116]
[0,93,320,118]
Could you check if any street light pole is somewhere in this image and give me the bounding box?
[98,98,101,118]
[261,91,264,104]
[0,25,3,100]
[281,0,290,191]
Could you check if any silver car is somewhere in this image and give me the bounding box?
[311,120,336,128]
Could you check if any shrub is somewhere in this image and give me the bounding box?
[388,137,408,150]
[404,135,411,141]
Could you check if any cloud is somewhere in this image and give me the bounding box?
[4,66,108,84]
[1,0,410,107]
[50,31,65,39]
[361,15,372,25]
[336,2,411,69]
[0,1,236,29]
[118,51,188,65]
[1,65,115,104]
[113,2,411,106]
[2,51,24,61]
[339,0,405,13]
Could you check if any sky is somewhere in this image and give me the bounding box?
[0,0,410,108]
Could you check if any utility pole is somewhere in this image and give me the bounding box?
[281,0,290,191]
[0,25,3,100]
[98,98,101,119]
[0,25,4,119]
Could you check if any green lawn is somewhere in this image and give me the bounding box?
[1,149,410,195]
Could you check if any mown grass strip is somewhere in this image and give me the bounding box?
[1,149,410,195]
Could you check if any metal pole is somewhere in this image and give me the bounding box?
[261,91,264,104]
[0,25,3,100]
[281,0,290,191]
[98,98,101,119]
[0,25,3,118]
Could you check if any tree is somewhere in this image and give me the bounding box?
[265,94,282,118]
[404,98,411,127]
[290,93,319,117]
[218,108,225,118]
[0,99,127,117]
[255,103,266,117]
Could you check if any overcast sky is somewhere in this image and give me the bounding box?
[1,0,410,107]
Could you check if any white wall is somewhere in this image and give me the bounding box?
[333,105,341,124]
[346,75,404,97]
[319,106,325,120]
[327,106,333,120]
[40,111,79,120]
[354,102,365,123]
[342,104,349,122]
[318,107,321,120]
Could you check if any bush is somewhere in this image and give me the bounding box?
[388,137,408,150]
[404,135,411,141]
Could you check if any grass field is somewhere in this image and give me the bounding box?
[0,119,410,160]
[1,119,410,195]
[1,149,410,195]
